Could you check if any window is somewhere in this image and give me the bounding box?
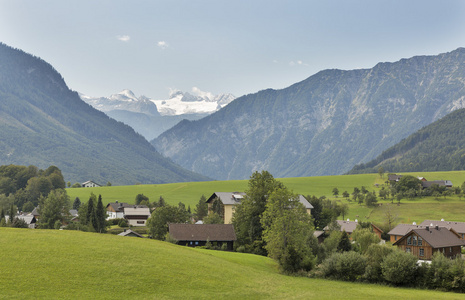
[413,235,417,246]
[195,241,198,245]
[407,236,412,245]
[406,247,411,253]
[418,237,423,246]
[450,247,452,253]
[419,248,424,256]
[137,221,144,224]
[394,236,397,241]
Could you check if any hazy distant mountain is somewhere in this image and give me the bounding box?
[348,108,465,174]
[0,43,209,185]
[153,48,465,180]
[81,89,235,140]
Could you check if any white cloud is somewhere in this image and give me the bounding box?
[117,35,130,42]
[289,60,308,67]
[157,41,169,49]
[192,87,213,100]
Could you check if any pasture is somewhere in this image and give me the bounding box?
[1,227,463,299]
[67,171,465,224]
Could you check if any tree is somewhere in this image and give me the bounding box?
[332,187,339,198]
[351,228,380,254]
[364,192,377,207]
[396,175,421,194]
[203,212,223,224]
[71,182,81,188]
[38,189,69,229]
[337,230,352,252]
[9,204,16,224]
[339,203,349,220]
[381,250,418,285]
[86,194,96,231]
[135,194,149,205]
[209,197,224,220]
[147,204,190,240]
[384,205,398,232]
[342,190,349,201]
[352,187,360,202]
[106,181,112,187]
[22,201,35,213]
[156,196,166,208]
[232,171,284,255]
[378,167,385,178]
[94,195,107,233]
[261,188,314,273]
[72,197,81,210]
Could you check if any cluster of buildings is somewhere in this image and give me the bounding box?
[328,218,465,260]
[388,174,453,189]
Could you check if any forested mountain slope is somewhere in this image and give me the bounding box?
[348,108,465,174]
[0,43,209,185]
[153,48,465,180]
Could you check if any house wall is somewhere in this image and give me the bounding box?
[127,218,147,226]
[106,211,124,219]
[396,233,462,259]
[390,234,402,243]
[224,205,235,224]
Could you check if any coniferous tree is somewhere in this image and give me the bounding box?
[9,204,16,224]
[95,195,106,233]
[337,230,352,252]
[194,194,208,221]
[73,197,81,210]
[86,196,95,231]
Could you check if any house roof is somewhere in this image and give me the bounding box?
[298,195,314,209]
[118,229,144,238]
[123,206,151,216]
[206,192,246,205]
[388,174,402,181]
[324,220,359,233]
[17,215,36,224]
[169,224,237,242]
[393,227,465,248]
[31,206,40,216]
[207,192,313,209]
[82,180,101,186]
[388,223,427,236]
[106,202,133,212]
[419,220,465,234]
[69,209,78,217]
[421,180,453,188]
[313,230,325,238]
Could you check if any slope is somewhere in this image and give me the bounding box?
[0,228,459,299]
[348,108,465,174]
[153,48,465,180]
[0,43,209,185]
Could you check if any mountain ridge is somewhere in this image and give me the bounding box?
[0,43,209,185]
[152,48,465,180]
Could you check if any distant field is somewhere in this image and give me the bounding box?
[68,171,465,223]
[1,227,463,299]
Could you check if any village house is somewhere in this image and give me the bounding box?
[81,180,101,188]
[168,223,237,250]
[421,180,453,189]
[325,219,359,235]
[393,226,465,260]
[106,201,133,219]
[206,192,313,224]
[123,206,151,226]
[118,229,144,238]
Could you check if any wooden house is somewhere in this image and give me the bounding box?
[393,226,465,260]
[168,224,237,250]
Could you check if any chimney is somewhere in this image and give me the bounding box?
[426,226,429,231]
[436,225,439,230]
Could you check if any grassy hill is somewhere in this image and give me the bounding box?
[1,227,462,299]
[67,171,465,225]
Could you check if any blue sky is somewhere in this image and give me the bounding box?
[1,0,464,99]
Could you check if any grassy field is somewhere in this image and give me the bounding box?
[68,171,465,225]
[1,227,463,299]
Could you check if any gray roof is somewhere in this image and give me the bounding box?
[17,215,36,224]
[419,220,465,234]
[106,202,133,212]
[206,192,245,205]
[388,223,427,236]
[394,227,465,248]
[118,229,144,238]
[298,195,314,209]
[388,174,402,181]
[69,209,78,217]
[31,206,40,216]
[313,230,325,238]
[123,206,151,217]
[325,220,359,233]
[169,224,237,242]
[421,180,453,188]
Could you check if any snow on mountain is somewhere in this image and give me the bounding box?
[80,87,235,117]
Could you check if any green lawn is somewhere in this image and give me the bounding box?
[67,171,465,224]
[1,227,463,299]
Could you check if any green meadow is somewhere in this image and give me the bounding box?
[68,171,465,224]
[1,227,463,299]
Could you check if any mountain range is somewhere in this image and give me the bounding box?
[348,108,465,174]
[152,48,465,180]
[0,43,209,185]
[81,89,235,140]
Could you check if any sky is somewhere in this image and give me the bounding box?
[1,0,464,99]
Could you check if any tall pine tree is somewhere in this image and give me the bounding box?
[95,195,106,233]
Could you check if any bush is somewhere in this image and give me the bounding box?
[221,243,228,251]
[11,217,28,228]
[54,220,62,230]
[118,219,128,227]
[318,251,366,281]
[165,233,178,244]
[364,244,396,282]
[381,250,418,285]
[236,245,246,253]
